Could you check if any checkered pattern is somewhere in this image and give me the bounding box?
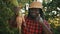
[21,17,49,34]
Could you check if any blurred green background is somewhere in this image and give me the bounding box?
[0,0,60,34]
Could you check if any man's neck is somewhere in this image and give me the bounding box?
[28,16,38,20]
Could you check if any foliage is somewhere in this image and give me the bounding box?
[43,0,60,34]
[0,0,18,34]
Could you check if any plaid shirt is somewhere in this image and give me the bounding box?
[21,17,49,34]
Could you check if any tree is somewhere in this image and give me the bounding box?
[0,0,19,34]
[43,0,60,34]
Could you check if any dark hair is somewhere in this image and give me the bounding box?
[28,8,45,19]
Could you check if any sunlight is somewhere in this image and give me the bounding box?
[37,0,43,3]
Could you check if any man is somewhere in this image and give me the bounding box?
[16,1,53,34]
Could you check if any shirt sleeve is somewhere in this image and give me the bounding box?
[43,20,50,28]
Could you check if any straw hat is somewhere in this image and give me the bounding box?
[29,1,43,9]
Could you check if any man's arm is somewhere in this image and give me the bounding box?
[42,20,53,34]
[38,16,53,34]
